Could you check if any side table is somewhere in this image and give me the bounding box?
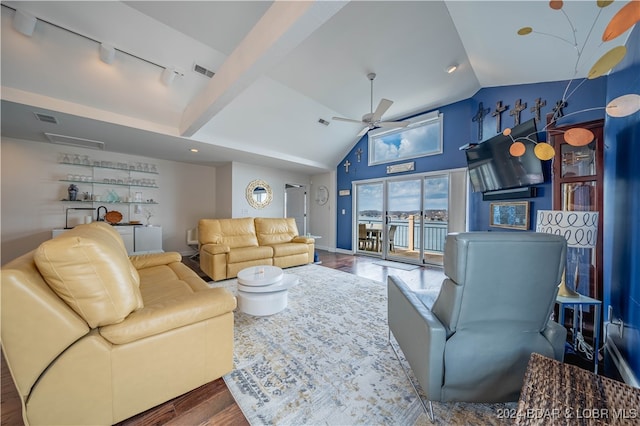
[555,293,602,374]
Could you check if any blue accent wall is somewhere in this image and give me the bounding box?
[337,78,607,249]
[603,24,640,381]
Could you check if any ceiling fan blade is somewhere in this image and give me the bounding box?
[377,120,410,128]
[371,98,393,122]
[356,126,370,137]
[332,117,364,124]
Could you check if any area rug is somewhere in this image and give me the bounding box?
[373,260,421,271]
[210,264,516,425]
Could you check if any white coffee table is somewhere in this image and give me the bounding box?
[236,266,298,316]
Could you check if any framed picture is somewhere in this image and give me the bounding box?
[490,201,530,230]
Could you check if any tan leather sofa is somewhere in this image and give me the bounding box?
[1,222,236,426]
[198,217,314,281]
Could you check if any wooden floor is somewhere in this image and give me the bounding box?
[1,250,438,426]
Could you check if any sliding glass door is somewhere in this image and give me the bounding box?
[386,178,423,263]
[355,181,384,256]
[354,169,467,266]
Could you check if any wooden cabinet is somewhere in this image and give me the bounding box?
[548,118,604,302]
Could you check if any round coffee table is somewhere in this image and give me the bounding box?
[237,266,298,316]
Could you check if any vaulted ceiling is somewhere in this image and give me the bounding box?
[1,1,631,174]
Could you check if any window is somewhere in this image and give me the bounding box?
[368,111,442,165]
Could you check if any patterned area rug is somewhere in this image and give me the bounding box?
[210,264,516,425]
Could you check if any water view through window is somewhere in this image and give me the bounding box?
[356,175,449,266]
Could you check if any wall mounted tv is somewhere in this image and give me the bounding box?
[465,118,544,193]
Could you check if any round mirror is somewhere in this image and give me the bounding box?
[316,185,329,205]
[246,179,273,209]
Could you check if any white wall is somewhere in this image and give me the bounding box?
[1,137,216,264]
[309,171,336,251]
[215,163,233,218]
[231,162,311,218]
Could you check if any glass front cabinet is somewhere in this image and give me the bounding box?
[550,118,604,301]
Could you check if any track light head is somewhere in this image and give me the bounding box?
[13,9,37,37]
[99,43,116,64]
[161,67,176,86]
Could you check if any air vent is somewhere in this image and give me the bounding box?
[45,133,105,150]
[34,112,58,124]
[193,64,215,78]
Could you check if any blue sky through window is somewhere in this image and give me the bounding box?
[369,112,442,164]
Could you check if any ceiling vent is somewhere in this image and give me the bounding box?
[45,133,105,150]
[34,112,58,124]
[193,64,215,78]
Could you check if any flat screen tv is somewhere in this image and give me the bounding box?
[465,119,544,193]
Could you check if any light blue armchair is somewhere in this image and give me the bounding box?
[388,232,567,419]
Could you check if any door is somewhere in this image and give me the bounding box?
[421,175,450,266]
[354,170,465,266]
[355,181,384,256]
[285,184,307,235]
[386,178,423,263]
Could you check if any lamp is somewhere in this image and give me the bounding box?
[161,67,176,86]
[99,43,116,64]
[12,9,37,36]
[536,210,599,298]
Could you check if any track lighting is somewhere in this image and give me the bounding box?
[13,9,37,36]
[99,43,116,64]
[161,67,176,86]
[5,4,186,85]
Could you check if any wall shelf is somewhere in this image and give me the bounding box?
[58,154,160,225]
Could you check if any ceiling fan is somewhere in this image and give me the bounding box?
[333,73,410,137]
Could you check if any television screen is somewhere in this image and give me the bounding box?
[465,119,544,193]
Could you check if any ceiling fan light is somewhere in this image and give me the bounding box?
[99,43,116,64]
[564,128,594,146]
[606,94,640,117]
[13,9,37,37]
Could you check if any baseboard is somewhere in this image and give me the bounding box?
[335,248,353,255]
[605,334,639,388]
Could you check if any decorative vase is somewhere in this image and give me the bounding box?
[68,190,77,201]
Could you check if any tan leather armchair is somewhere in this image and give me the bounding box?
[1,222,236,425]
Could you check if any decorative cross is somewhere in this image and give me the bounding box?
[530,97,547,122]
[355,148,363,162]
[509,99,527,126]
[492,100,508,133]
[343,160,351,173]
[472,102,490,141]
[551,99,568,122]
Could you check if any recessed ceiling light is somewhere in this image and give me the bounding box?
[446,64,458,74]
[189,148,199,153]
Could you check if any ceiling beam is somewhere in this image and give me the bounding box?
[179,0,347,137]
